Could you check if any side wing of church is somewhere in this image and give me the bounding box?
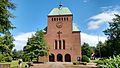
[42,5,81,62]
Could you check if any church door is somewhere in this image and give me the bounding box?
[65,54,71,62]
[57,54,63,62]
[49,54,55,62]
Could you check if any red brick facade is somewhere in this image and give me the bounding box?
[43,7,81,62]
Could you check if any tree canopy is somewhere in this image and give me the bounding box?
[0,0,16,34]
[103,14,120,56]
[23,30,48,61]
[0,0,16,62]
[81,42,93,58]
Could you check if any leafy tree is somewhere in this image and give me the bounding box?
[0,0,16,62]
[23,30,48,62]
[103,14,120,56]
[95,41,112,58]
[81,42,92,58]
[0,0,16,34]
[0,32,15,55]
[12,49,24,60]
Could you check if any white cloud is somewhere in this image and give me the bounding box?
[13,32,35,50]
[88,6,120,29]
[81,32,107,46]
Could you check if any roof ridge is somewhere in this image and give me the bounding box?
[48,7,72,16]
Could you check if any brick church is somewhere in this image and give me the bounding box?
[42,5,81,62]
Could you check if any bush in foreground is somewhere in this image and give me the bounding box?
[96,55,120,68]
[82,55,90,62]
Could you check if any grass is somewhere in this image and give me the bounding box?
[0,60,26,68]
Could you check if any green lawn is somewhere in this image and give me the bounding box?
[0,60,26,68]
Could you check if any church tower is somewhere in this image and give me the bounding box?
[44,5,81,62]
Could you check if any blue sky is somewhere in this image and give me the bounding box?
[11,0,120,50]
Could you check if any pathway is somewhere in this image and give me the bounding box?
[50,62,65,68]
[31,62,65,68]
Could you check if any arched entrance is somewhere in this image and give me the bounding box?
[57,54,63,62]
[49,54,55,62]
[65,54,71,62]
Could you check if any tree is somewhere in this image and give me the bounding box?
[103,14,120,56]
[0,32,15,55]
[81,42,92,58]
[0,0,16,62]
[12,49,24,60]
[23,30,48,62]
[0,0,16,34]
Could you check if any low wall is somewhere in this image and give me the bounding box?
[0,64,10,68]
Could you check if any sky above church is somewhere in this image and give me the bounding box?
[11,0,120,50]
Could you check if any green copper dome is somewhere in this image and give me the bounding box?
[48,7,72,16]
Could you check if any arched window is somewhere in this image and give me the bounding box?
[57,18,58,21]
[62,18,63,21]
[59,40,61,49]
[67,17,68,21]
[52,18,53,21]
[59,18,61,21]
[54,18,56,21]
[63,40,65,49]
[55,40,57,49]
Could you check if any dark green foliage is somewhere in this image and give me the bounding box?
[95,41,106,58]
[81,43,93,58]
[0,0,16,62]
[103,14,120,57]
[82,55,90,62]
[94,15,120,58]
[0,32,15,62]
[0,52,4,62]
[0,0,16,33]
[22,55,30,62]
[23,30,48,61]
[12,49,24,60]
[4,56,12,62]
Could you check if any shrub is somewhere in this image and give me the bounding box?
[82,55,90,62]
[73,61,80,65]
[103,55,120,68]
[4,56,12,62]
[73,61,87,65]
[0,52,4,62]
[22,55,30,62]
[96,55,120,68]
